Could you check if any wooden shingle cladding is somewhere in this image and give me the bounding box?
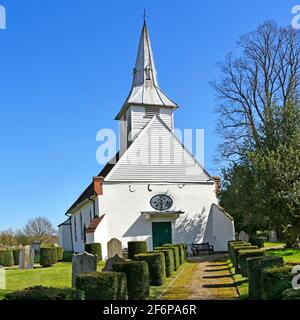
[105,115,212,183]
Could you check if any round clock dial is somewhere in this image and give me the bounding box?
[150,194,173,211]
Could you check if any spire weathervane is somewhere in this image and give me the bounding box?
[142,9,147,24]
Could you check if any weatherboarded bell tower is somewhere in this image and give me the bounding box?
[58,19,235,258]
[116,20,178,155]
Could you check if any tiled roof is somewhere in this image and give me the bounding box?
[86,215,105,233]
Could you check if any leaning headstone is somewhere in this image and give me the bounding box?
[239,231,249,242]
[72,251,97,287]
[102,254,125,272]
[107,238,123,259]
[19,246,35,270]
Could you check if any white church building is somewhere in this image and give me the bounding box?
[58,20,235,258]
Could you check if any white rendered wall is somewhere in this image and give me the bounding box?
[203,204,235,252]
[98,182,218,251]
[71,199,98,253]
[93,214,108,259]
[58,224,73,252]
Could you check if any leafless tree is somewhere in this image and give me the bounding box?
[211,21,300,162]
[23,217,57,244]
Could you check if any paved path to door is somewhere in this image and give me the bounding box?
[159,254,239,300]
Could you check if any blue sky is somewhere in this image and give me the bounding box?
[0,0,297,230]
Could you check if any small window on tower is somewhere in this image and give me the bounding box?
[145,106,160,119]
[145,66,151,80]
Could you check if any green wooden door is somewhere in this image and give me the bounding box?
[152,222,172,248]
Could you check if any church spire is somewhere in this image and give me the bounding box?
[115,18,178,120]
[132,15,159,88]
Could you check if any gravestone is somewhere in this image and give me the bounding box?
[72,251,97,287]
[269,230,278,242]
[31,242,41,256]
[19,246,35,270]
[0,266,5,289]
[102,254,125,272]
[107,238,123,259]
[238,231,249,242]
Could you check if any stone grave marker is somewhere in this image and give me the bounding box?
[19,245,35,270]
[107,238,123,259]
[72,251,97,287]
[238,231,249,242]
[102,254,125,272]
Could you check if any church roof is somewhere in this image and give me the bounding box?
[115,21,178,120]
[105,115,212,183]
[65,153,119,214]
[86,214,105,233]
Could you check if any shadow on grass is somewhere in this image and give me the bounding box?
[204,268,229,272]
[202,283,236,288]
[206,263,228,267]
[234,279,248,286]
[203,274,232,279]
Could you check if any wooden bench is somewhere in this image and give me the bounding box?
[191,242,214,255]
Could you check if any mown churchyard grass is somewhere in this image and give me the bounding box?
[0,261,105,300]
[226,258,248,300]
[149,262,187,299]
[266,249,300,264]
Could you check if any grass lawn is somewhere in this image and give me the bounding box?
[0,261,105,300]
[149,262,187,300]
[267,248,300,264]
[226,258,248,300]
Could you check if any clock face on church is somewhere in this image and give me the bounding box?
[150,194,173,211]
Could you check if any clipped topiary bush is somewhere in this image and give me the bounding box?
[154,247,174,277]
[0,249,14,267]
[161,245,180,270]
[227,240,242,250]
[85,243,102,261]
[249,235,265,248]
[282,288,300,300]
[239,249,266,277]
[76,272,127,300]
[13,249,20,266]
[233,245,258,270]
[55,247,64,262]
[112,261,149,300]
[247,255,284,300]
[134,252,166,286]
[261,265,293,300]
[63,251,73,262]
[127,241,147,260]
[229,241,250,261]
[180,243,187,259]
[40,247,58,267]
[4,286,84,300]
[172,244,185,264]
